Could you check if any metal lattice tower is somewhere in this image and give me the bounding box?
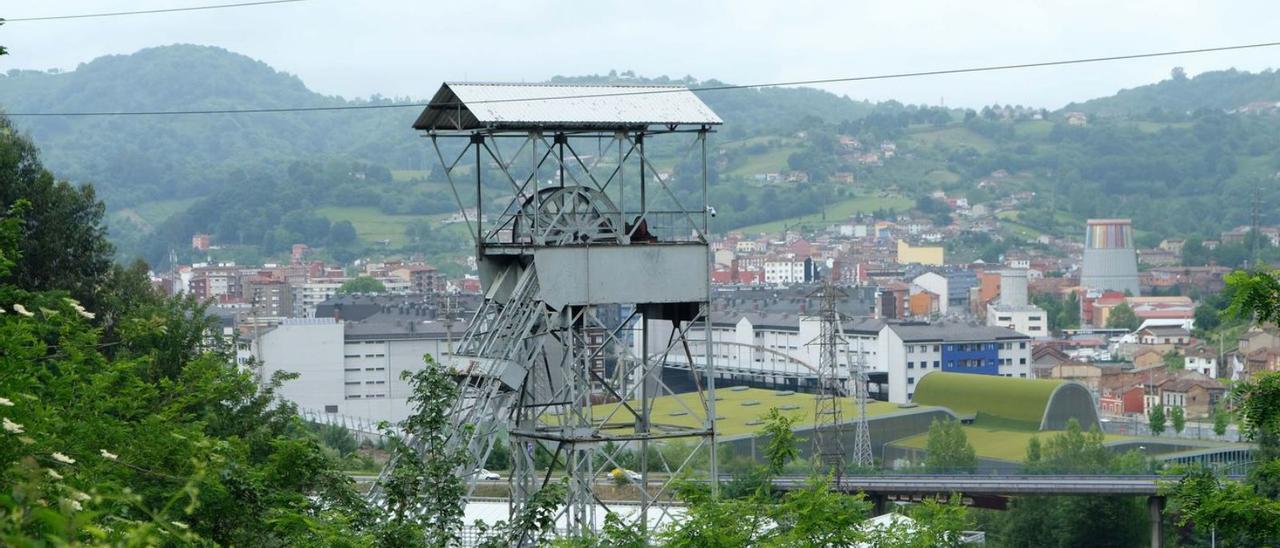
[846,332,874,469]
[811,282,846,476]
[369,82,723,539]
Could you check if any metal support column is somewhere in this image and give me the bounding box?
[1148,496,1165,548]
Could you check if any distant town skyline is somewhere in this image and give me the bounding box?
[4,0,1280,109]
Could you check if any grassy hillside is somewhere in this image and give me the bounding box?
[735,193,912,235]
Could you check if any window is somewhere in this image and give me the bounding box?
[1020,373,1027,378]
[1019,342,1027,349]
[933,345,940,352]
[324,405,338,413]
[1029,316,1042,321]
[1019,358,1026,365]
[343,354,361,358]
[907,362,914,369]
[344,368,361,372]
[344,381,360,385]
[933,361,940,368]
[908,377,915,384]
[346,395,362,399]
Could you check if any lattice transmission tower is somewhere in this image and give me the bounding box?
[811,282,847,476]
[846,330,874,469]
[368,82,723,539]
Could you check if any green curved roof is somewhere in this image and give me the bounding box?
[912,372,1067,428]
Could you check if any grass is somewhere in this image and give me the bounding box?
[110,197,200,230]
[996,211,1046,240]
[734,194,913,235]
[903,126,995,153]
[923,169,961,184]
[725,145,804,179]
[1012,120,1055,139]
[551,388,910,439]
[911,372,1066,426]
[890,424,1132,462]
[315,206,449,246]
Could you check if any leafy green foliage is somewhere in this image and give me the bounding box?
[923,418,977,473]
[660,410,971,548]
[0,117,114,308]
[761,407,801,476]
[1031,291,1080,334]
[0,187,376,544]
[375,355,469,546]
[1224,269,1280,325]
[1162,350,1185,370]
[1170,406,1186,434]
[1149,403,1167,436]
[338,276,387,294]
[994,420,1150,547]
[1213,404,1231,437]
[1106,302,1140,331]
[1168,370,1280,545]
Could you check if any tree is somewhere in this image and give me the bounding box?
[328,220,357,246]
[1224,268,1280,325]
[1106,302,1140,331]
[338,276,386,294]
[1149,404,1167,436]
[1213,405,1230,437]
[924,418,976,473]
[1025,436,1042,465]
[0,118,114,311]
[0,185,375,545]
[1170,406,1186,434]
[761,408,801,476]
[997,420,1149,547]
[1162,350,1185,370]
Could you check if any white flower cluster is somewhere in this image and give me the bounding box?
[2,417,23,434]
[65,298,95,320]
[12,303,34,317]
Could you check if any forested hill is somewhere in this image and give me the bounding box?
[0,45,880,209]
[0,44,423,207]
[5,45,1280,269]
[1065,67,1280,116]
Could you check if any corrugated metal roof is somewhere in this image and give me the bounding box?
[413,82,723,131]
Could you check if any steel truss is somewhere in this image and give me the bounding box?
[373,125,718,540]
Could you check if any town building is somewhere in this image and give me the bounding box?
[255,295,479,424]
[896,240,944,266]
[986,269,1048,337]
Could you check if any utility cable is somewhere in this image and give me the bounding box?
[2,0,307,23]
[4,39,1279,117]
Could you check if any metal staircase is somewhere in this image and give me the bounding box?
[368,264,545,509]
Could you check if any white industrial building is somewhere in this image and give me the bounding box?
[658,311,1031,404]
[254,297,472,425]
[986,269,1049,338]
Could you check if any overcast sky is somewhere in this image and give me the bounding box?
[4,0,1280,109]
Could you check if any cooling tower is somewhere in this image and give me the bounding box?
[1080,219,1140,295]
[1000,269,1029,307]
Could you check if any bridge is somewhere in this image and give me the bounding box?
[770,474,1234,548]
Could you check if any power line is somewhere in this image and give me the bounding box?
[2,0,307,22]
[5,39,1280,117]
